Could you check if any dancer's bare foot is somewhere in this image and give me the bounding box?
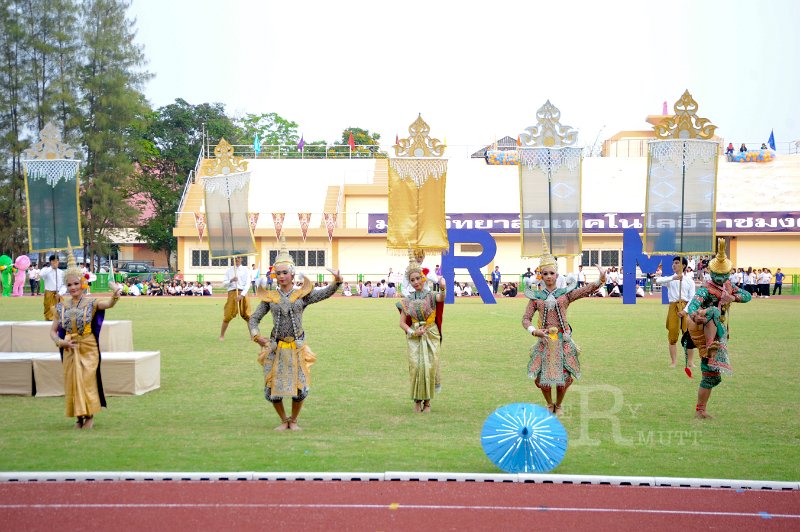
[554,405,564,417]
[694,410,714,419]
[274,418,290,431]
[218,336,224,341]
[422,401,431,413]
[546,403,555,414]
[82,416,94,430]
[414,401,422,413]
[669,363,677,368]
[287,417,302,431]
[73,417,84,430]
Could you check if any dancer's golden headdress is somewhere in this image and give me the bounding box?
[708,238,732,274]
[539,230,557,271]
[272,234,295,274]
[405,249,425,280]
[64,238,83,283]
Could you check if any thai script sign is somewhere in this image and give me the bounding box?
[368,212,800,234]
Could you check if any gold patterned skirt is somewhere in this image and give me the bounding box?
[407,325,441,401]
[62,333,102,418]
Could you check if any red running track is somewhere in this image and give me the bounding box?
[1,481,798,531]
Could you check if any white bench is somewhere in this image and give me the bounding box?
[31,351,161,396]
[0,320,159,397]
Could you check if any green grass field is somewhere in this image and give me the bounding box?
[1,294,798,480]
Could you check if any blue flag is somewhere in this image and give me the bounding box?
[768,130,776,151]
[253,133,261,156]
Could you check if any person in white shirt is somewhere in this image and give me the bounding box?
[250,263,260,295]
[39,254,65,320]
[577,265,586,288]
[128,281,141,296]
[28,264,41,296]
[342,281,352,296]
[219,256,251,340]
[655,256,697,369]
[463,283,473,296]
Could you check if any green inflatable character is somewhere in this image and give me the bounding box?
[0,255,12,297]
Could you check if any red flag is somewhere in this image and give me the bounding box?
[395,133,399,145]
[348,132,355,150]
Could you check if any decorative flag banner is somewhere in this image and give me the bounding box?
[253,133,261,156]
[22,122,82,252]
[518,101,582,258]
[298,212,311,241]
[387,114,448,254]
[645,90,719,255]
[248,212,259,237]
[323,212,337,242]
[199,138,255,258]
[768,129,776,151]
[348,131,355,151]
[297,135,305,152]
[272,212,285,241]
[194,212,206,242]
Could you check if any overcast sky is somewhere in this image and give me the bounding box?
[128,0,799,154]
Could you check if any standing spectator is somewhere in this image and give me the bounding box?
[577,265,586,288]
[251,263,260,295]
[434,264,442,291]
[773,268,784,295]
[757,268,771,298]
[739,143,747,153]
[28,263,41,296]
[725,143,734,160]
[522,267,534,288]
[491,266,501,294]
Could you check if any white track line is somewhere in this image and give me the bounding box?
[0,502,798,519]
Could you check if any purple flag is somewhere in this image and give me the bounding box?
[297,135,305,151]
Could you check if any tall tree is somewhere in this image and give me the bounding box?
[147,98,244,177]
[0,0,29,254]
[77,0,150,268]
[237,111,299,157]
[333,127,386,158]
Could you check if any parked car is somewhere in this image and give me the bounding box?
[116,262,171,281]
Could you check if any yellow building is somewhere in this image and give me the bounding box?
[173,143,800,285]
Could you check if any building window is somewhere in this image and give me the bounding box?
[581,250,599,267]
[600,250,620,267]
[211,257,229,267]
[308,250,325,267]
[268,249,324,267]
[191,250,209,267]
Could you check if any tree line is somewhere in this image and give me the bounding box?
[0,0,381,269]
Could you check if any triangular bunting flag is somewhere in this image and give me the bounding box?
[248,212,259,236]
[194,212,206,242]
[272,212,285,241]
[298,212,311,242]
[323,212,337,242]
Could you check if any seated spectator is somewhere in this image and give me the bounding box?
[385,283,397,298]
[378,280,387,297]
[636,284,645,297]
[371,282,380,298]
[361,281,372,298]
[192,282,203,296]
[129,281,141,296]
[739,143,747,153]
[342,282,352,296]
[502,282,517,297]
[463,283,473,297]
[203,282,213,296]
[454,283,463,297]
[761,143,768,150]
